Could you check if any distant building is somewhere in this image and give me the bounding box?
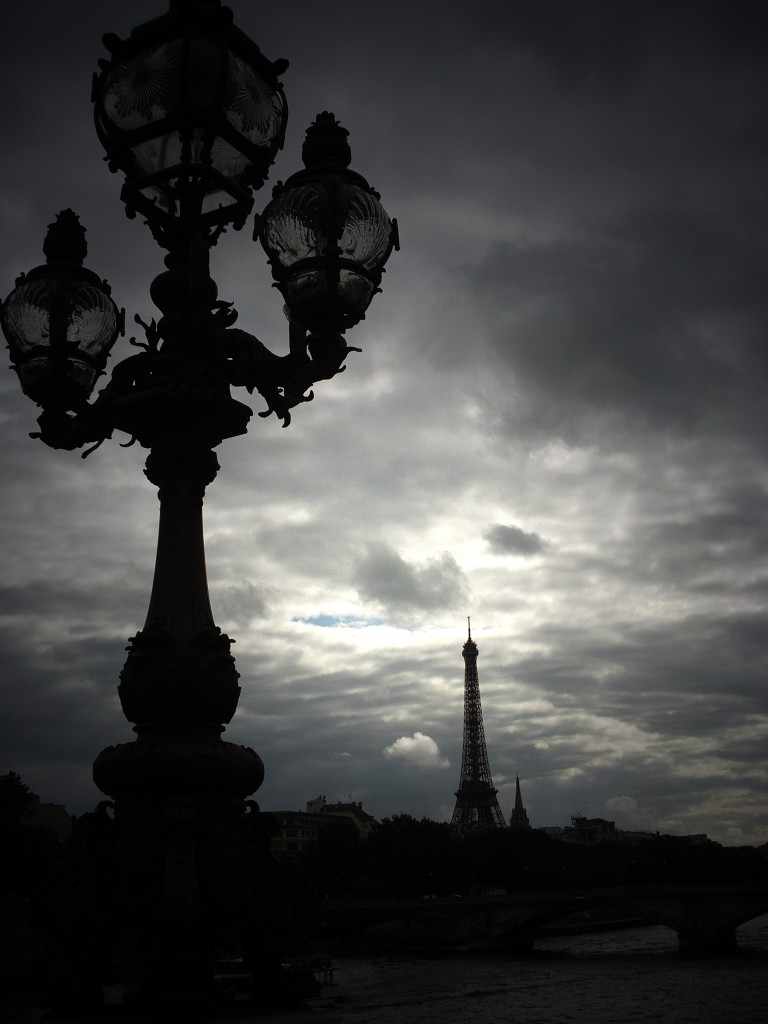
[539,826,568,841]
[616,829,662,845]
[22,792,73,841]
[614,829,715,846]
[305,795,376,836]
[269,795,376,856]
[508,776,530,830]
[539,813,713,846]
[569,814,618,843]
[667,833,715,846]
[539,814,618,845]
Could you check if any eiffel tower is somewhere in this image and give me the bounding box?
[451,619,507,834]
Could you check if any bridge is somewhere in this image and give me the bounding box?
[318,884,768,953]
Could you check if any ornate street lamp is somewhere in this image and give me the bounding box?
[2,0,397,1015]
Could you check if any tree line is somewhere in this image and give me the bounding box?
[295,813,767,900]
[2,773,765,902]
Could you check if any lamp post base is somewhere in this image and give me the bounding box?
[36,771,319,1015]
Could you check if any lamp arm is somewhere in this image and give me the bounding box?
[218,325,360,428]
[30,398,116,455]
[25,316,360,448]
[27,343,158,454]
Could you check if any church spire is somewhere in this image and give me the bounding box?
[509,774,531,830]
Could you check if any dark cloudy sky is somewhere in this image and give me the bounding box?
[1,1,767,846]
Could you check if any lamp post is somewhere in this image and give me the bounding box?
[2,0,397,1014]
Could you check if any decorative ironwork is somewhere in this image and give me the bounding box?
[451,620,507,833]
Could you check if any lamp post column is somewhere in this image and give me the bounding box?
[87,277,314,1009]
[118,443,241,729]
[89,426,318,1008]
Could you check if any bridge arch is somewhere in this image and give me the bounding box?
[318,887,768,954]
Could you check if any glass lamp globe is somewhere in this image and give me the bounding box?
[92,0,288,249]
[1,211,122,411]
[258,112,399,335]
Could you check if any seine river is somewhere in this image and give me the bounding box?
[331,915,768,1024]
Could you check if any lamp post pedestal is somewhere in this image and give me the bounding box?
[60,753,319,1011]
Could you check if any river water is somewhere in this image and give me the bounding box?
[330,914,768,1024]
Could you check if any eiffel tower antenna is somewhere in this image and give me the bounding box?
[451,623,506,834]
